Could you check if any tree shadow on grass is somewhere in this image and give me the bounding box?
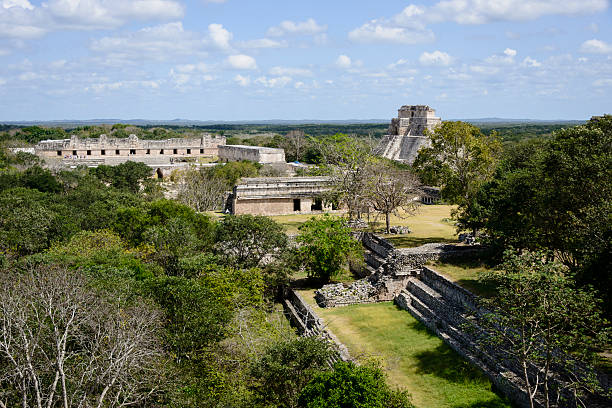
[451,397,512,408]
[413,342,490,383]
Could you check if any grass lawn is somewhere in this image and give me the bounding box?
[427,259,499,298]
[270,205,458,244]
[297,291,510,408]
[376,205,457,248]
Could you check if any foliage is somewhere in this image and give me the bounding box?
[295,215,362,283]
[177,166,229,211]
[0,264,166,408]
[250,337,335,408]
[475,251,609,408]
[208,160,261,186]
[215,214,288,268]
[90,161,153,193]
[298,361,414,408]
[472,117,612,313]
[414,121,502,205]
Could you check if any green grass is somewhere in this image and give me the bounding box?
[427,259,499,298]
[297,293,510,408]
[270,205,458,243]
[376,205,458,248]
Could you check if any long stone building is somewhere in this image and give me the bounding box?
[35,134,226,166]
[375,105,441,163]
[228,176,333,216]
[218,144,286,164]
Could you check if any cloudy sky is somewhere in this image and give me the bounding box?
[0,0,611,121]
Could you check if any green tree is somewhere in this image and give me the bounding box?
[208,160,260,186]
[90,161,153,193]
[475,251,609,408]
[298,361,413,408]
[215,214,288,268]
[250,337,335,408]
[414,121,502,205]
[474,117,611,312]
[296,215,362,283]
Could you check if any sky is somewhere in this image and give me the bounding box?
[0,0,611,121]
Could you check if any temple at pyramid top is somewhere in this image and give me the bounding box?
[375,105,441,163]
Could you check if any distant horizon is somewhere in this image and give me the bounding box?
[0,118,590,127]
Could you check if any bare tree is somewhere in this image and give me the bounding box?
[285,130,306,162]
[0,265,166,408]
[364,162,421,233]
[177,166,228,212]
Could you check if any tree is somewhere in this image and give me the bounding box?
[298,361,413,408]
[0,265,166,408]
[473,117,611,313]
[474,251,609,408]
[413,121,502,206]
[215,214,288,268]
[90,161,153,193]
[295,215,362,283]
[250,337,335,408]
[207,160,260,186]
[177,166,229,211]
[364,161,421,234]
[315,134,374,220]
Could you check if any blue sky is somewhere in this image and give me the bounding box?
[0,0,611,121]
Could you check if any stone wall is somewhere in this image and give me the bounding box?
[218,144,285,163]
[229,176,332,216]
[282,288,351,364]
[315,233,486,308]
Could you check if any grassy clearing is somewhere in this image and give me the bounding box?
[380,205,458,248]
[270,205,458,244]
[427,259,499,298]
[297,291,510,408]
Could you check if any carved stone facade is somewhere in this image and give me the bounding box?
[35,134,226,166]
[375,105,441,163]
[228,176,333,216]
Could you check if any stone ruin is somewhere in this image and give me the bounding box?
[375,105,441,164]
[312,233,611,408]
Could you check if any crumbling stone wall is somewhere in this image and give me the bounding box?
[282,288,351,364]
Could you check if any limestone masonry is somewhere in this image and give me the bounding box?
[375,105,441,163]
[228,176,332,216]
[218,144,286,164]
[35,134,226,167]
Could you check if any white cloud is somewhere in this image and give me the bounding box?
[254,76,292,88]
[3,0,34,10]
[170,63,210,87]
[90,22,206,61]
[267,18,326,37]
[335,54,352,69]
[269,66,312,76]
[45,0,184,30]
[521,56,541,67]
[580,39,612,54]
[485,48,517,64]
[234,74,250,86]
[504,48,517,57]
[587,22,599,33]
[428,0,608,24]
[349,1,607,44]
[239,38,286,49]
[207,23,232,50]
[0,0,184,41]
[348,21,434,44]
[419,50,453,66]
[227,54,257,70]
